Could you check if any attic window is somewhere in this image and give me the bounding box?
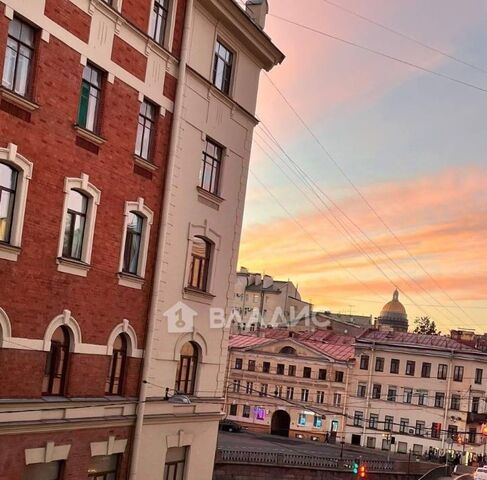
[279,346,296,355]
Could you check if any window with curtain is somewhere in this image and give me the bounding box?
[174,341,198,395]
[77,63,103,133]
[135,99,156,161]
[149,0,170,46]
[199,139,222,195]
[0,163,18,243]
[188,236,211,291]
[42,326,70,396]
[123,212,144,275]
[62,190,88,260]
[88,454,120,480]
[106,334,128,395]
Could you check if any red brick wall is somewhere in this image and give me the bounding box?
[172,0,188,57]
[0,16,172,398]
[121,0,151,34]
[44,0,91,43]
[163,73,177,101]
[0,426,133,480]
[111,36,147,81]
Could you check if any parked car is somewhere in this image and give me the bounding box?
[474,467,487,480]
[219,419,242,433]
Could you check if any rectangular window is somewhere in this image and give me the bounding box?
[415,421,425,436]
[375,357,384,372]
[2,17,35,97]
[88,454,120,479]
[475,368,483,385]
[448,425,458,441]
[472,396,480,414]
[235,358,242,369]
[353,411,363,427]
[259,383,267,396]
[453,365,464,382]
[372,384,381,399]
[357,383,367,398]
[276,363,284,375]
[275,385,282,398]
[450,394,461,410]
[405,360,415,376]
[262,361,270,373]
[403,388,413,404]
[288,365,296,376]
[387,387,397,402]
[335,371,344,383]
[417,390,427,406]
[384,416,393,432]
[188,237,211,291]
[213,40,233,94]
[303,367,311,378]
[122,212,144,275]
[286,386,294,400]
[333,393,342,406]
[316,391,324,404]
[298,413,306,426]
[232,379,240,393]
[199,138,223,195]
[434,392,445,408]
[431,422,441,439]
[149,0,169,46]
[390,359,400,374]
[300,388,309,402]
[135,99,156,161]
[245,381,253,394]
[318,368,327,380]
[437,364,448,380]
[399,418,409,433]
[22,461,63,480]
[229,404,237,416]
[360,355,369,370]
[469,427,477,444]
[248,360,255,371]
[242,405,250,418]
[77,63,103,133]
[62,190,87,260]
[421,362,431,378]
[313,415,322,428]
[369,414,378,429]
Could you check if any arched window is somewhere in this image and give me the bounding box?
[188,236,211,292]
[62,189,88,260]
[42,326,70,396]
[106,334,128,395]
[123,212,143,274]
[175,341,198,395]
[279,346,296,355]
[0,163,18,244]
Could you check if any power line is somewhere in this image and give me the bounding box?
[319,0,487,76]
[261,73,479,327]
[267,13,487,94]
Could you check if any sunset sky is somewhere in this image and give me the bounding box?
[238,0,487,332]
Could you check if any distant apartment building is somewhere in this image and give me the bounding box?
[225,329,355,441]
[233,267,312,331]
[346,330,487,462]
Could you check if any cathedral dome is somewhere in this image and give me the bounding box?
[377,289,408,332]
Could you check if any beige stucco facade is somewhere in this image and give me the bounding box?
[133,1,283,479]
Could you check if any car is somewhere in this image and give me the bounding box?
[219,419,242,433]
[474,466,487,480]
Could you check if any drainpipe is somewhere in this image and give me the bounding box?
[341,361,351,443]
[129,1,194,478]
[442,351,454,452]
[362,344,376,446]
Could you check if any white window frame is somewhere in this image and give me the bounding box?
[57,173,101,277]
[118,198,154,289]
[0,143,33,261]
[148,0,178,51]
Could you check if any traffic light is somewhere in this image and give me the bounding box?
[359,464,367,478]
[352,462,359,475]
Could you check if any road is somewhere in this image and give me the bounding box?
[218,430,393,460]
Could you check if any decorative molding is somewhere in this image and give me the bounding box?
[134,155,158,172]
[90,436,127,456]
[4,5,13,19]
[0,243,21,262]
[0,87,39,112]
[166,430,194,449]
[40,29,50,43]
[106,319,143,358]
[196,187,224,210]
[56,257,91,277]
[73,125,106,146]
[118,273,144,290]
[0,307,12,340]
[25,442,71,465]
[43,310,83,352]
[182,287,215,306]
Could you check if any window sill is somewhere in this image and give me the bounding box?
[196,187,224,210]
[183,287,215,305]
[118,272,144,290]
[0,87,39,113]
[57,257,91,277]
[0,242,21,262]
[134,155,158,172]
[73,125,106,146]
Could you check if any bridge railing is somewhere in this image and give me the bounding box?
[216,448,394,471]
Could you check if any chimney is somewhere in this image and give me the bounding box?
[245,0,269,29]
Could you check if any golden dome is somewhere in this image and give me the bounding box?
[380,289,407,317]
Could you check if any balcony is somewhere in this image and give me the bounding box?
[467,412,487,424]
